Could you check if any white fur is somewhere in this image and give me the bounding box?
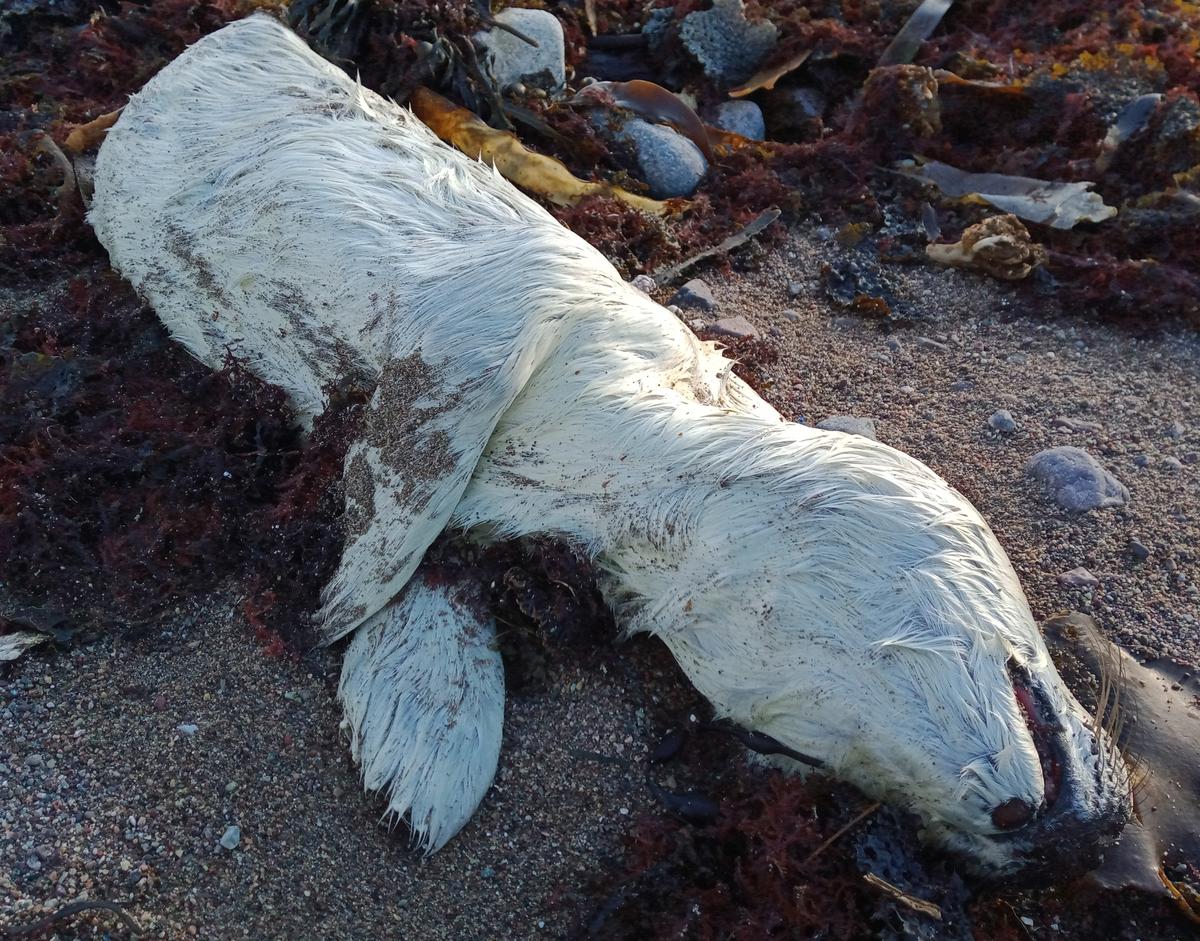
[339,580,503,852]
[89,15,1125,867]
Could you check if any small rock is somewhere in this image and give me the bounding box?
[670,278,717,311]
[630,274,656,294]
[1058,567,1100,589]
[1053,416,1103,433]
[24,753,43,767]
[1183,451,1199,464]
[1165,421,1185,438]
[885,337,903,353]
[782,309,801,322]
[916,336,948,351]
[481,866,496,878]
[219,826,241,850]
[708,316,760,339]
[1025,446,1130,512]
[1007,352,1029,366]
[476,9,566,92]
[786,281,803,297]
[816,416,878,441]
[1129,539,1151,562]
[616,118,707,198]
[988,410,1018,434]
[1162,456,1184,472]
[177,723,199,736]
[1133,453,1151,468]
[713,100,765,140]
[949,379,974,392]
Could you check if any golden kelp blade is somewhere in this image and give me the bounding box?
[409,87,674,217]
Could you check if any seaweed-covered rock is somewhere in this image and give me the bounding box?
[679,0,776,86]
[476,8,565,92]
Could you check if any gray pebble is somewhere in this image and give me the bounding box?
[1184,451,1199,464]
[219,825,241,850]
[1129,538,1151,561]
[1166,421,1185,438]
[713,100,765,140]
[708,316,760,339]
[1025,446,1130,511]
[24,754,43,767]
[1132,454,1151,468]
[782,309,801,322]
[679,0,777,84]
[916,336,949,351]
[1058,567,1100,589]
[988,410,1018,434]
[1053,416,1103,433]
[949,379,974,392]
[885,337,903,353]
[1162,456,1184,472]
[786,281,803,297]
[617,118,707,198]
[670,278,717,311]
[630,274,656,294]
[177,723,199,736]
[816,415,878,441]
[476,9,565,92]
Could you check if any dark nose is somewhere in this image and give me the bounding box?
[991,798,1035,831]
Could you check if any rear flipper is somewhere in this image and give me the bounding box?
[338,576,504,853]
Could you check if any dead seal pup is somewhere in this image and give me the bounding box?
[89,15,1131,874]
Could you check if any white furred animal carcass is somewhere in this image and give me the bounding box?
[89,15,1130,874]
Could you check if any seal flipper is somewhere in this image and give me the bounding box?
[338,576,504,854]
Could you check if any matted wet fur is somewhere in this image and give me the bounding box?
[88,16,1130,872]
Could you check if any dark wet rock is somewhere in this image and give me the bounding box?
[679,0,776,85]
[713,100,765,140]
[1025,446,1129,511]
[1058,567,1099,589]
[709,316,760,340]
[987,410,1017,434]
[477,9,565,92]
[1129,538,1151,562]
[670,278,716,311]
[816,416,878,441]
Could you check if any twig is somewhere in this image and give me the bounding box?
[863,872,943,920]
[651,208,781,287]
[801,801,881,866]
[2,900,143,939]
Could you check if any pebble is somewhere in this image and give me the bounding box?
[816,415,878,441]
[885,337,903,353]
[949,379,974,392]
[713,100,765,140]
[1162,456,1184,472]
[1129,538,1152,562]
[219,826,241,850]
[616,118,707,198]
[1183,451,1199,464]
[670,278,717,311]
[916,336,948,351]
[1165,421,1185,438]
[782,309,801,322]
[1053,416,1102,433]
[177,723,199,736]
[1058,567,1100,589]
[630,274,656,294]
[987,410,1018,434]
[786,281,803,297]
[476,9,566,92]
[1133,453,1151,468]
[25,753,44,767]
[708,316,760,339]
[1025,446,1130,511]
